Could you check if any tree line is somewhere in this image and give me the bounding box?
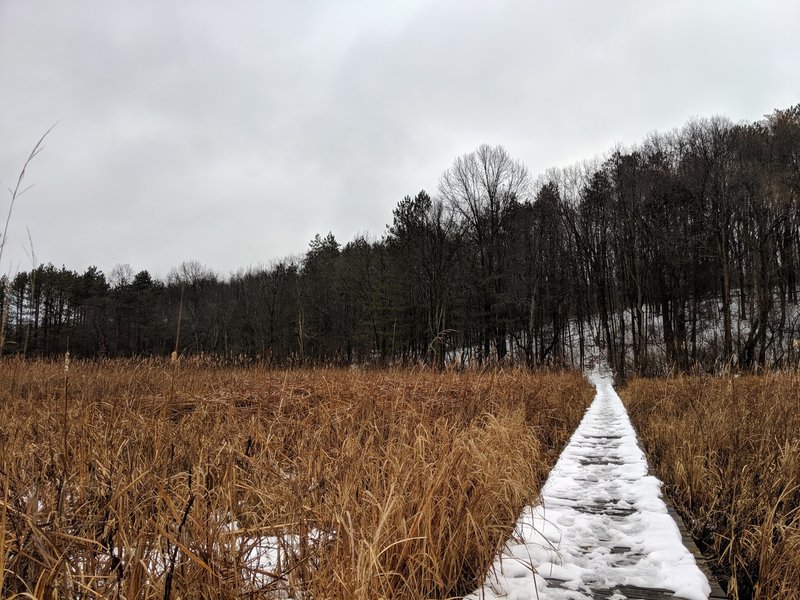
[2,105,799,375]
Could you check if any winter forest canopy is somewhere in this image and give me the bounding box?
[2,105,800,376]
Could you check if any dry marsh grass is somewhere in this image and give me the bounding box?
[622,373,800,600]
[0,359,592,599]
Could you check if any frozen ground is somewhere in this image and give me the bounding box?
[466,367,712,600]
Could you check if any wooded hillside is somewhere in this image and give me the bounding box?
[3,105,799,374]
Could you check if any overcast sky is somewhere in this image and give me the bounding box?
[1,1,798,280]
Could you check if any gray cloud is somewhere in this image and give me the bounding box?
[1,0,798,278]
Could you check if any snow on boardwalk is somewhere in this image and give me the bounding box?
[467,369,724,600]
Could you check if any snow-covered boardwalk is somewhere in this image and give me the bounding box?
[467,370,726,600]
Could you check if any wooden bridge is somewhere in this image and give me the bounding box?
[467,371,727,600]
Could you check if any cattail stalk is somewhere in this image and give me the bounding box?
[168,285,184,408]
[58,350,70,515]
[0,281,10,357]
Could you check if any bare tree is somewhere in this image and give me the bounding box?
[438,144,530,362]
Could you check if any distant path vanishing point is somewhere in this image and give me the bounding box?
[466,368,727,600]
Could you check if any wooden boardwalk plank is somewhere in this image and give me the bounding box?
[466,368,729,599]
[662,502,728,599]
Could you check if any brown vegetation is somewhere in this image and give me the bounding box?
[622,374,800,600]
[0,359,592,599]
